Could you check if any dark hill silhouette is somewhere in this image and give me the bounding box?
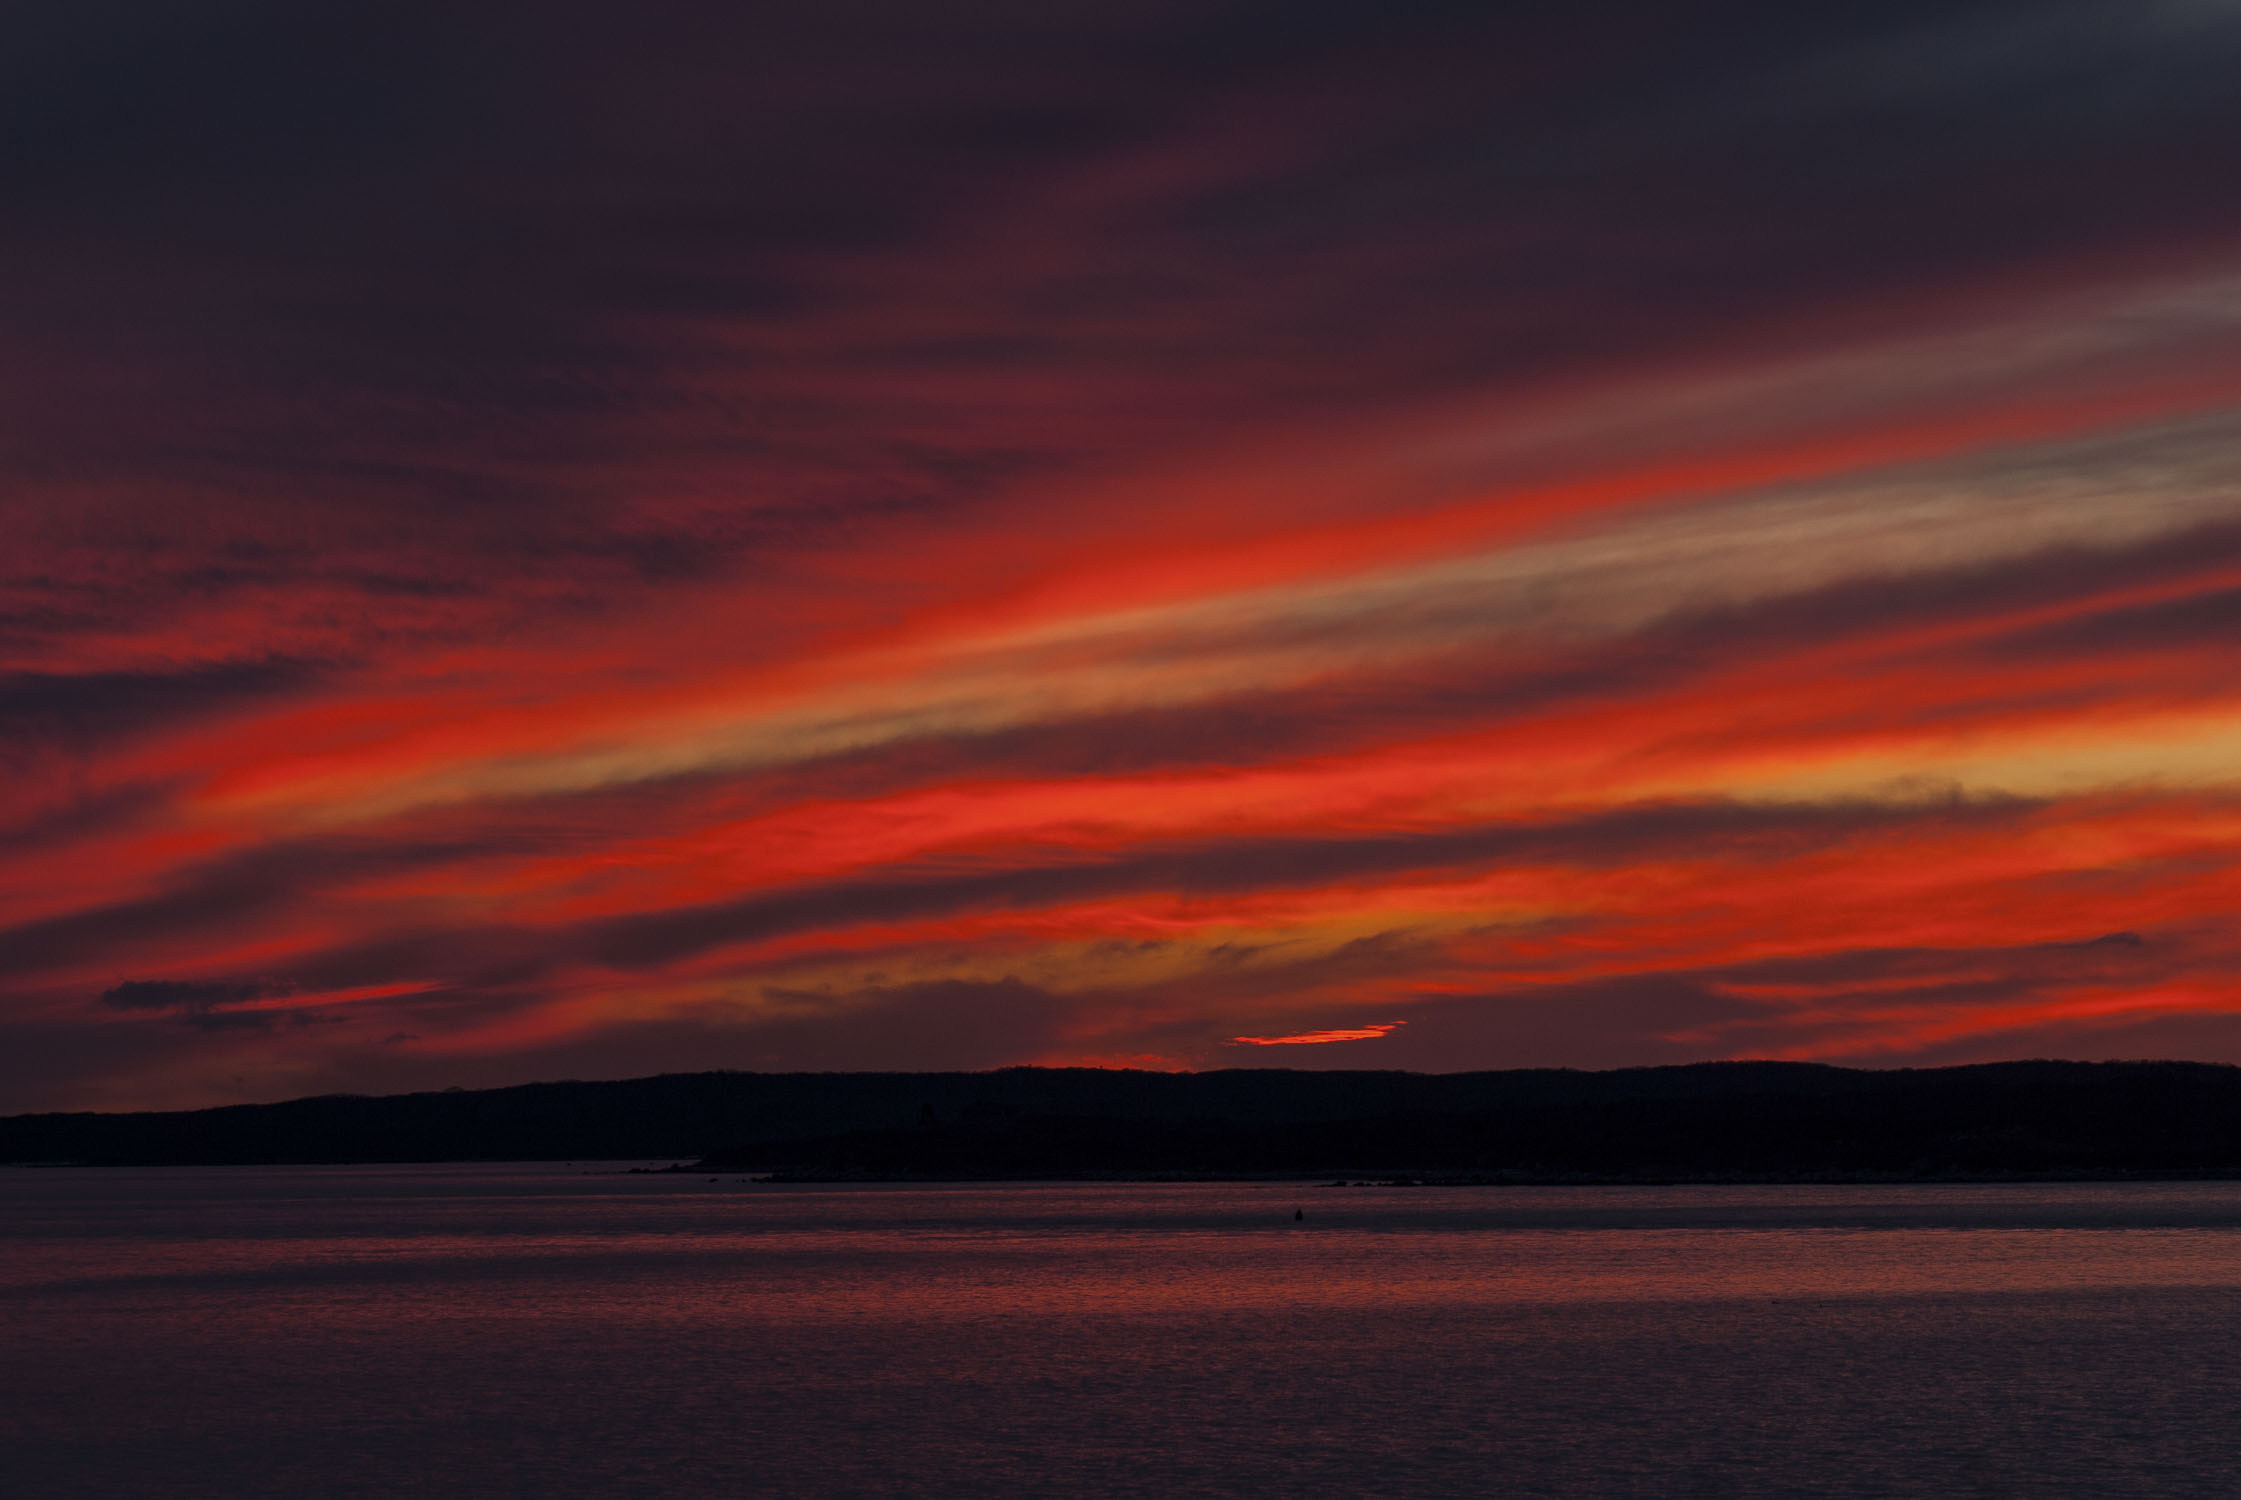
[8,1061,2241,1179]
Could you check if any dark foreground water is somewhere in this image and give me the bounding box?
[5,1169,2241,1498]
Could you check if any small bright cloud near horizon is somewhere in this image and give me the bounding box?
[1233,1025,1406,1048]
[8,2,2241,1111]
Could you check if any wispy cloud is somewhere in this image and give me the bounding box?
[8,2,2241,1108]
[1232,1023,1404,1046]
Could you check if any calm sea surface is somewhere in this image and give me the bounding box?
[5,1168,2241,1497]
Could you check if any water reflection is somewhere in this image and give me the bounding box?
[5,1169,2239,1496]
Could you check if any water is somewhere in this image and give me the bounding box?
[6,1168,2241,1497]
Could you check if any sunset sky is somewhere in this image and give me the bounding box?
[10,1,2241,1110]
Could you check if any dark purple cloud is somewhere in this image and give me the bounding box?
[9,1,2241,1108]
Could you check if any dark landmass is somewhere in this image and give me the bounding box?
[10,1060,2241,1180]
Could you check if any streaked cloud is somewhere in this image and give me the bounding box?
[1233,1024,1404,1046]
[7,1,2241,1108]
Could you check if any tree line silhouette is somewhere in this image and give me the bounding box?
[9,1060,2241,1179]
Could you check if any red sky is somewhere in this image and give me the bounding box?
[10,2,2241,1109]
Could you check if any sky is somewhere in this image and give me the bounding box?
[9,1,2241,1111]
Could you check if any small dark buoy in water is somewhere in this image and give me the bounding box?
[1294,1208,1304,1221]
